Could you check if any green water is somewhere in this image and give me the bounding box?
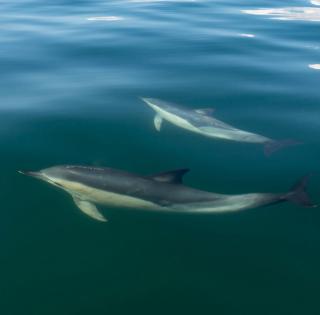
[1,0,320,314]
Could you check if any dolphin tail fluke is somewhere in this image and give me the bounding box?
[284,175,317,208]
[264,139,301,156]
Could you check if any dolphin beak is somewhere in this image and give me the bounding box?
[140,97,151,104]
[141,98,157,110]
[18,170,43,178]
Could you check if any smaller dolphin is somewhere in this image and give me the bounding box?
[141,98,300,156]
[19,165,316,222]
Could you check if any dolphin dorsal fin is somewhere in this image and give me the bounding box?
[194,108,215,115]
[148,168,190,184]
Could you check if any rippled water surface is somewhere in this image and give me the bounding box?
[1,0,320,314]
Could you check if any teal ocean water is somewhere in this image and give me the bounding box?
[1,0,320,314]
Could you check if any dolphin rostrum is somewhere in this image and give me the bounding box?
[141,98,300,156]
[19,165,316,222]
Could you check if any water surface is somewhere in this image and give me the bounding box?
[1,0,320,314]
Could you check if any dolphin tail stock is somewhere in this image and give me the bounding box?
[283,174,317,208]
[264,139,302,156]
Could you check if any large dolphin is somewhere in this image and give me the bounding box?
[141,98,300,156]
[19,165,316,222]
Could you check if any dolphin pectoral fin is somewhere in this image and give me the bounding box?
[72,196,107,222]
[154,114,162,131]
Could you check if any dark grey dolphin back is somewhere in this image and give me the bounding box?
[60,166,219,206]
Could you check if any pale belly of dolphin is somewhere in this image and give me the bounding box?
[61,180,163,210]
[153,105,269,143]
[153,105,200,133]
[59,179,273,215]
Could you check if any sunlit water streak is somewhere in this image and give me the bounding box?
[309,63,320,69]
[238,33,255,38]
[242,7,320,22]
[311,0,320,5]
[86,16,124,21]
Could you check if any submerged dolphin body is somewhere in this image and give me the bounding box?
[142,98,299,156]
[20,165,315,222]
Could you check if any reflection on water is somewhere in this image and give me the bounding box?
[311,0,320,5]
[86,16,124,21]
[309,64,320,69]
[1,0,320,314]
[238,33,255,38]
[242,7,320,22]
[129,0,197,2]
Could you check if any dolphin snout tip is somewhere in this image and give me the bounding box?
[18,170,41,177]
[140,97,152,104]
